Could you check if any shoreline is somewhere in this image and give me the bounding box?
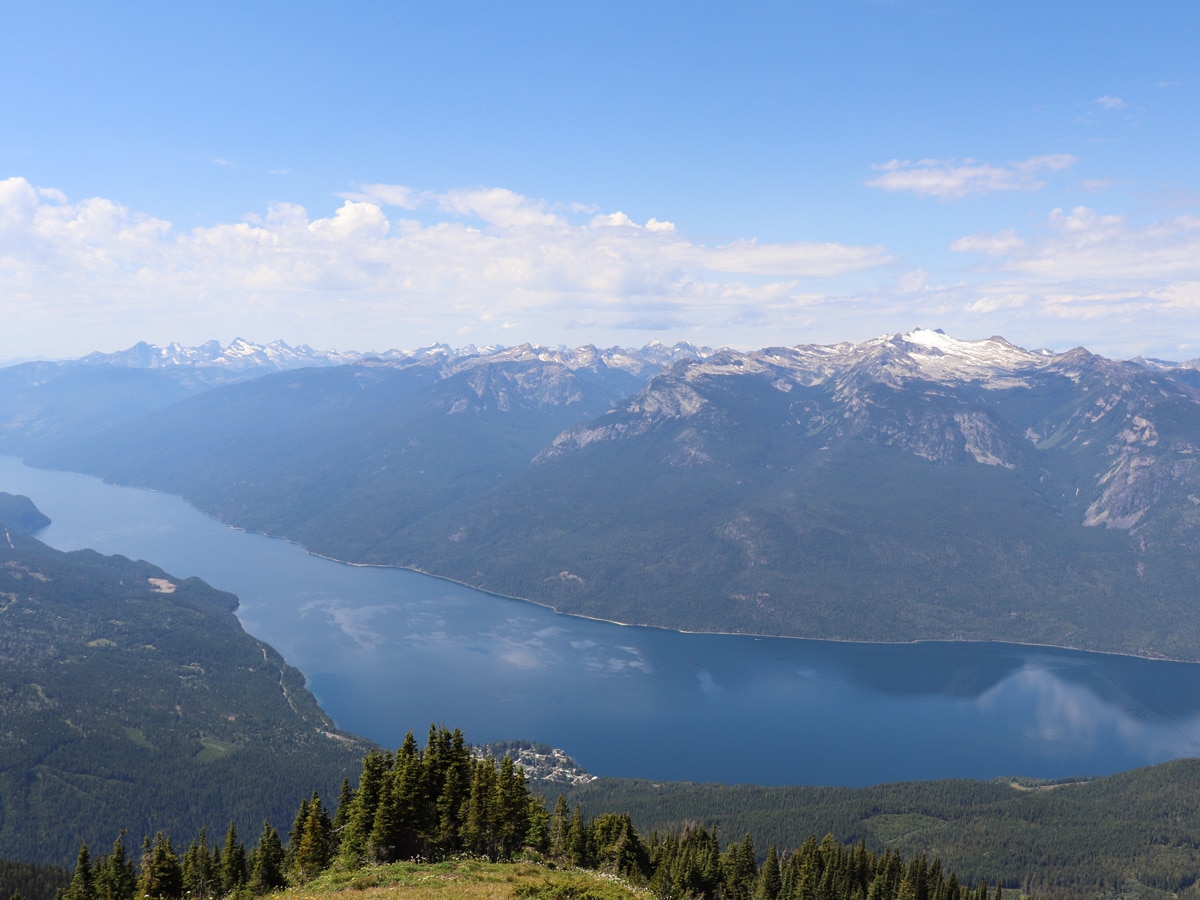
[231,513,1196,667]
[9,456,1197,666]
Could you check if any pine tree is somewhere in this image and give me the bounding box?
[338,750,391,869]
[95,834,136,900]
[219,823,247,893]
[248,822,285,894]
[524,794,550,856]
[284,796,310,878]
[565,804,588,868]
[462,758,499,859]
[138,833,182,900]
[549,795,570,859]
[368,770,404,863]
[331,778,354,853]
[435,731,470,855]
[64,845,95,900]
[292,792,333,882]
[757,845,782,900]
[589,813,648,881]
[493,755,529,860]
[722,833,757,900]
[181,828,216,900]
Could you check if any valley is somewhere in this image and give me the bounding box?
[8,333,1200,898]
[9,331,1200,659]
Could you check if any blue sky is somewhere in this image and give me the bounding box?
[2,1,1198,360]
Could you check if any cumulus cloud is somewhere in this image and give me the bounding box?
[0,177,893,353]
[866,154,1077,200]
[1094,95,1127,110]
[940,207,1200,352]
[954,206,1200,282]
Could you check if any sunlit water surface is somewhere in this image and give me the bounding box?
[4,455,1200,786]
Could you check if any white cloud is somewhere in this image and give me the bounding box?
[866,154,1077,200]
[952,207,1200,283]
[949,229,1026,256]
[898,269,929,294]
[343,183,422,209]
[592,211,639,228]
[939,207,1200,352]
[0,177,893,354]
[436,187,563,229]
[1094,95,1127,110]
[698,238,892,277]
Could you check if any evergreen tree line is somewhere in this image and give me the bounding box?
[0,858,70,900]
[56,726,1001,900]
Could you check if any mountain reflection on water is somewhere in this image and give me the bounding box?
[3,454,1200,786]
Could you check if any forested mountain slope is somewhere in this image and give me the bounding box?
[23,330,1200,658]
[556,759,1200,899]
[0,501,368,866]
[32,351,645,560]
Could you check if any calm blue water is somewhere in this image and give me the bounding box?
[3,454,1200,786]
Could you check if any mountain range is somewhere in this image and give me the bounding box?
[9,330,1200,658]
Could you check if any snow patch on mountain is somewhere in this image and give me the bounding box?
[81,338,360,374]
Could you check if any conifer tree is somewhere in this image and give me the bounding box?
[292,792,333,882]
[367,773,403,863]
[435,737,470,854]
[219,823,247,893]
[462,758,499,859]
[284,796,310,877]
[248,823,285,894]
[565,805,589,868]
[757,845,782,900]
[524,794,550,856]
[95,834,136,900]
[549,795,570,859]
[138,833,182,900]
[493,755,529,859]
[722,833,757,900]
[331,778,354,852]
[589,813,648,881]
[181,828,217,900]
[391,736,427,858]
[64,845,94,900]
[338,750,390,869]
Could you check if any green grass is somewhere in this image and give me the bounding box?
[283,859,646,900]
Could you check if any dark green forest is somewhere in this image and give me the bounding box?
[0,493,50,535]
[44,727,1003,900]
[552,763,1200,899]
[0,859,70,900]
[0,520,367,866]
[19,737,1200,900]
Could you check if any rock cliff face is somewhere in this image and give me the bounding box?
[21,329,1200,657]
[541,329,1200,547]
[386,329,1200,657]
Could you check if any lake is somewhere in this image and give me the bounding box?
[3,454,1200,786]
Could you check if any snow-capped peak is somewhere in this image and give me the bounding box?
[847,328,1048,388]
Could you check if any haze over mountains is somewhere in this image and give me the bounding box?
[8,329,1200,658]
